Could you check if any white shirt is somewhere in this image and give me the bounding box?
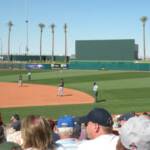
[27,72,31,76]
[77,134,119,150]
[56,138,79,150]
[93,84,98,92]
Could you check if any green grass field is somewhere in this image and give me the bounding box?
[0,69,150,123]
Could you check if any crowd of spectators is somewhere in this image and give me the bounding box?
[0,109,150,150]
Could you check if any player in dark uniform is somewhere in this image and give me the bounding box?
[18,74,23,87]
[57,78,64,96]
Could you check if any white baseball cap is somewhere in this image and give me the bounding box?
[120,116,150,150]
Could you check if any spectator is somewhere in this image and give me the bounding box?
[117,112,135,127]
[72,123,81,140]
[5,114,22,145]
[73,117,86,141]
[10,114,21,131]
[77,108,119,150]
[0,125,6,144]
[0,113,4,126]
[78,123,87,141]
[21,115,52,150]
[142,112,150,119]
[118,115,150,150]
[6,129,22,146]
[55,115,79,150]
[48,119,60,143]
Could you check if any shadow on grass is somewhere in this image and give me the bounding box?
[96,99,106,103]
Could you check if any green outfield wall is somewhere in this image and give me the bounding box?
[69,61,150,71]
[1,61,150,71]
[76,39,137,60]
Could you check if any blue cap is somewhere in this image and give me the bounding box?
[57,115,74,128]
[80,108,113,127]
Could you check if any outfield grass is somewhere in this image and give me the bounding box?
[0,69,150,123]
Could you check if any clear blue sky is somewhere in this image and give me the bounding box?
[0,0,150,58]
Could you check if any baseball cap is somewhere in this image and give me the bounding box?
[120,116,150,150]
[80,108,113,127]
[57,115,74,128]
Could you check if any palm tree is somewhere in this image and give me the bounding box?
[38,23,45,61]
[7,20,13,61]
[140,16,148,60]
[51,23,55,62]
[64,23,67,63]
[25,20,29,55]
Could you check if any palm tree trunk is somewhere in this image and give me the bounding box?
[65,31,67,63]
[52,32,54,62]
[143,24,146,60]
[8,28,11,61]
[40,30,42,61]
[25,20,29,55]
[38,23,45,62]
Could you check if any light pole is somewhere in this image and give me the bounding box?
[25,20,29,55]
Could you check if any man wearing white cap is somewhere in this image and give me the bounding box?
[117,115,150,150]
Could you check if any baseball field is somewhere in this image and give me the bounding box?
[0,69,150,123]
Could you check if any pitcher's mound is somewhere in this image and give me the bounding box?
[0,82,94,108]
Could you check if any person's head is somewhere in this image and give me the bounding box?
[142,112,150,119]
[10,114,20,122]
[56,115,74,139]
[80,107,113,139]
[21,115,52,150]
[119,116,150,150]
[10,114,21,131]
[93,82,96,85]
